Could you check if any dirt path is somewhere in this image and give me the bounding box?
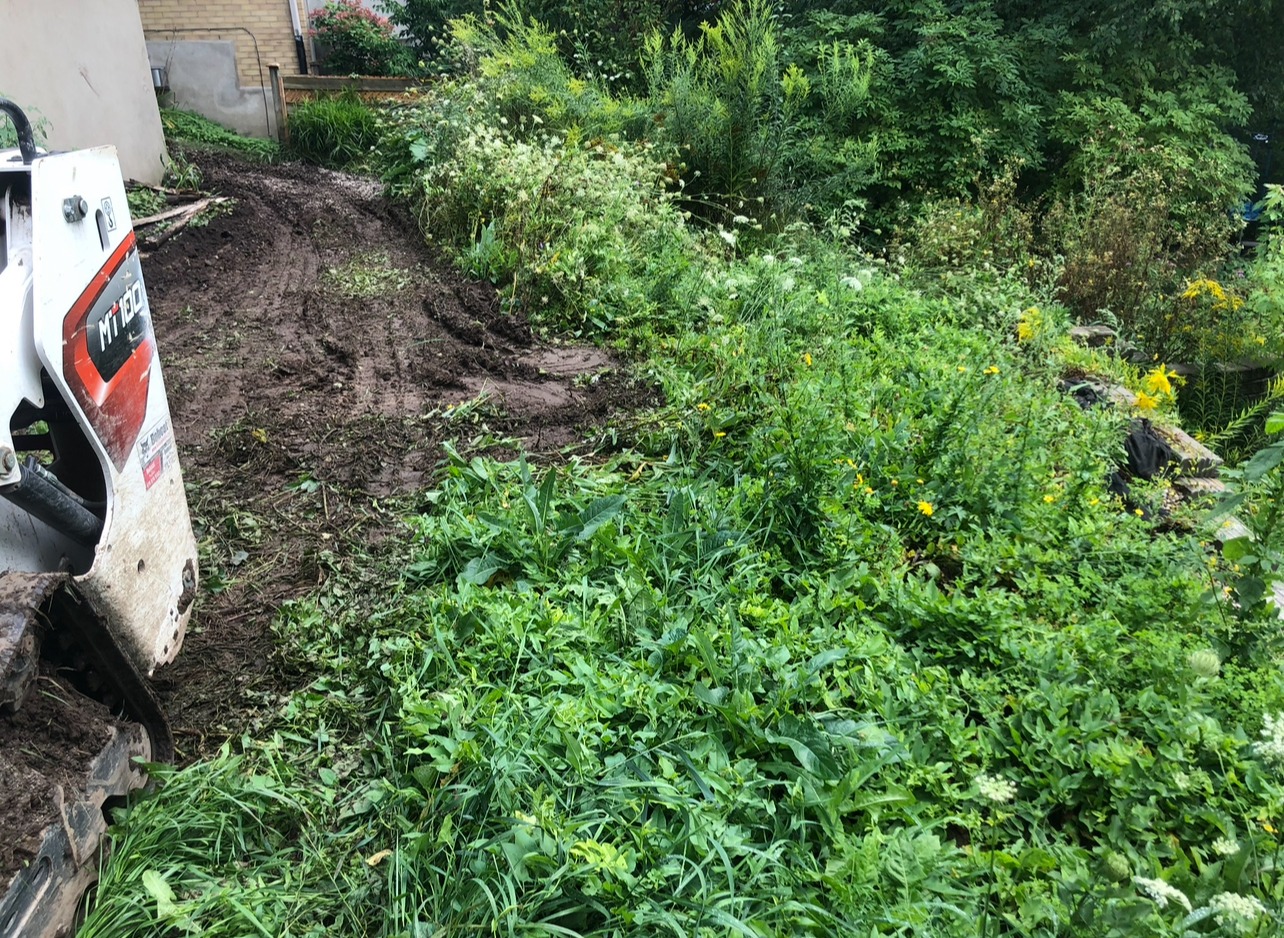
[144,156,647,760]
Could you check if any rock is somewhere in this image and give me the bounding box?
[1216,517,1252,543]
[1069,325,1117,348]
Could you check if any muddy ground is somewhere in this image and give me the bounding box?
[142,155,650,761]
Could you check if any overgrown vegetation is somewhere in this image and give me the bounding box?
[160,108,280,163]
[83,3,1284,936]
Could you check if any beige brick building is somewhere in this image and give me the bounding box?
[138,0,313,137]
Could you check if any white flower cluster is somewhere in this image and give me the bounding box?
[1211,836,1241,857]
[1133,876,1192,912]
[975,772,1017,804]
[1208,892,1268,933]
[1255,712,1284,766]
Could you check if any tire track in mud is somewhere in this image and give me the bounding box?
[140,154,652,758]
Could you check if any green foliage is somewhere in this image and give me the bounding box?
[643,0,809,222]
[310,0,414,77]
[1246,185,1284,333]
[160,108,281,163]
[82,10,1284,938]
[1012,82,1260,371]
[78,751,380,937]
[287,93,382,168]
[163,151,204,190]
[380,0,475,60]
[415,102,701,335]
[1215,411,1284,659]
[387,0,670,88]
[0,96,48,150]
[455,8,652,136]
[125,186,166,221]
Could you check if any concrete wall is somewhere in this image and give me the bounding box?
[0,0,167,183]
[147,39,278,139]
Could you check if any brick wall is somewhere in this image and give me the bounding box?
[138,0,310,88]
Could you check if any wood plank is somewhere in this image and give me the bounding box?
[134,198,213,228]
[281,75,430,92]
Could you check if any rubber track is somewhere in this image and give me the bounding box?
[47,585,173,763]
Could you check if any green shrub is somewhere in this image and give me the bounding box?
[388,0,669,89]
[287,93,381,168]
[449,10,652,138]
[310,0,413,76]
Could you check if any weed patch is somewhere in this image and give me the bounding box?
[160,108,281,163]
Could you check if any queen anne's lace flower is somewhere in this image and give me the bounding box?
[1256,712,1284,766]
[1208,892,1268,933]
[975,772,1017,803]
[1133,876,1192,912]
[1212,836,1240,857]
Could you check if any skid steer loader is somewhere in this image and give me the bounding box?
[0,99,198,936]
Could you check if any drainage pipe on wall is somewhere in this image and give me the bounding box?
[286,0,308,73]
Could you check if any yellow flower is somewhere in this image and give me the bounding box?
[1182,277,1239,312]
[984,365,1001,376]
[1017,306,1041,343]
[802,352,813,366]
[1134,390,1159,411]
[713,430,726,439]
[917,500,934,517]
[891,478,899,486]
[1142,365,1176,398]
[1043,494,1056,504]
[957,365,968,373]
[697,402,711,411]
[1134,508,1145,517]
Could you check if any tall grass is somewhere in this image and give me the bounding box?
[287,93,381,168]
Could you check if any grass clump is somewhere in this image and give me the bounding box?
[322,250,414,297]
[287,93,382,169]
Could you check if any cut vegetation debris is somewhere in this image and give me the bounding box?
[131,191,232,252]
[80,3,1284,937]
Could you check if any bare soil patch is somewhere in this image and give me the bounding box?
[143,155,651,759]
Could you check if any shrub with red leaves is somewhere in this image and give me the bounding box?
[310,0,412,76]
